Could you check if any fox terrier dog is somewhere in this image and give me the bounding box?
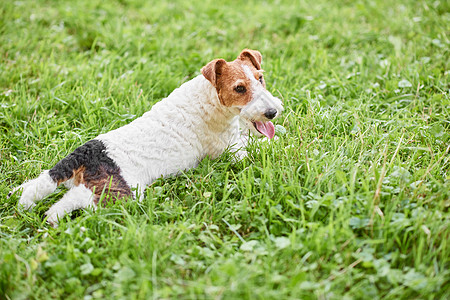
[9,49,283,226]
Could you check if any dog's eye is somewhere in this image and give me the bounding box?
[259,76,264,84]
[234,85,247,93]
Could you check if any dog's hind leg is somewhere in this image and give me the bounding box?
[45,184,95,227]
[10,140,106,210]
[9,170,58,210]
[10,155,76,210]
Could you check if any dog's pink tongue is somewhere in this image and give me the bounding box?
[255,121,275,139]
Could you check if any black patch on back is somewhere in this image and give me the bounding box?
[49,139,132,203]
[49,140,108,182]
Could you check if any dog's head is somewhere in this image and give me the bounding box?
[202,49,283,139]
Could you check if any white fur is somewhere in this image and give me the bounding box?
[45,185,95,227]
[97,75,251,192]
[12,67,283,226]
[14,171,57,210]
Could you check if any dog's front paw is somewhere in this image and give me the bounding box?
[233,149,248,162]
[260,135,279,143]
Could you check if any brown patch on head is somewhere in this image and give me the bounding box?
[238,49,262,70]
[201,49,266,107]
[201,59,226,87]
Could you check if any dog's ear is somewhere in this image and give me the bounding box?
[201,59,227,87]
[238,49,262,70]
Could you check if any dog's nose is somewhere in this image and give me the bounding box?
[264,108,277,120]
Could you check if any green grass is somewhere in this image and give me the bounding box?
[1,0,449,298]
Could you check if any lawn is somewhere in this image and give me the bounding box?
[0,0,449,299]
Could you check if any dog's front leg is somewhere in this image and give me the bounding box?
[230,133,249,161]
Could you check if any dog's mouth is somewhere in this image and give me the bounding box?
[252,121,275,139]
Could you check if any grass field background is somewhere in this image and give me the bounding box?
[1,0,449,298]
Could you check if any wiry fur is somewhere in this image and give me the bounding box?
[98,75,245,196]
[10,49,283,226]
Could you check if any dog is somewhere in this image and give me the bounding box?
[9,49,283,226]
